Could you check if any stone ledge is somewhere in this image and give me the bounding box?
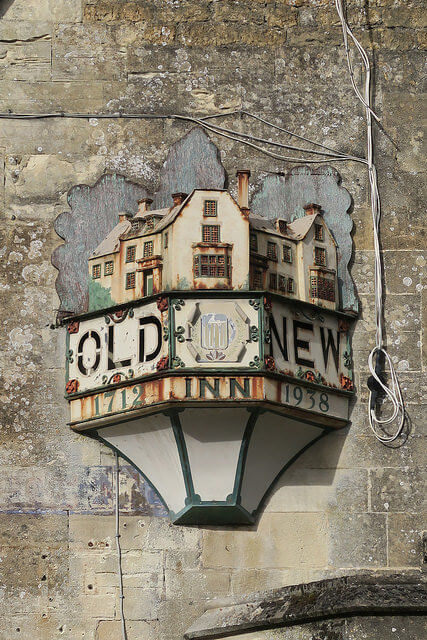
[184,572,427,639]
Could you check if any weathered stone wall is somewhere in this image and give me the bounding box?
[0,1,424,639]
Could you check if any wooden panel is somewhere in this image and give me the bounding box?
[251,166,357,312]
[154,127,226,208]
[52,173,147,317]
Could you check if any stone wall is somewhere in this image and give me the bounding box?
[0,1,425,639]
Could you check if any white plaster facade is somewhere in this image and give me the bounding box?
[88,185,338,312]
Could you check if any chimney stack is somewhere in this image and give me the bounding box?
[137,197,153,215]
[118,212,133,223]
[236,170,251,209]
[303,203,322,216]
[171,192,188,207]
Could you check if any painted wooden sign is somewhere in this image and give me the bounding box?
[58,132,357,524]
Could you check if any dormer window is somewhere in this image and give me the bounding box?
[314,223,324,241]
[131,220,140,232]
[202,225,220,243]
[267,242,277,261]
[282,245,292,263]
[145,216,154,230]
[143,241,153,257]
[314,246,326,266]
[204,200,217,217]
[126,246,136,262]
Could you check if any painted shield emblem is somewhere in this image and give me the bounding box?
[200,314,235,350]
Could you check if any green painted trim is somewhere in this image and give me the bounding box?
[66,366,355,402]
[252,429,328,519]
[65,329,70,384]
[90,431,171,516]
[169,411,196,502]
[59,289,358,325]
[169,298,176,364]
[259,294,265,362]
[171,502,255,526]
[231,409,260,503]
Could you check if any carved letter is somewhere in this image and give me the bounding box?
[139,316,162,363]
[320,327,340,372]
[293,321,314,368]
[269,315,289,361]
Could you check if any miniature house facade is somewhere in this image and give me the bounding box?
[88,172,338,313]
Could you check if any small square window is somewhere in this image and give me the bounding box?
[279,275,287,291]
[267,242,277,261]
[314,223,324,241]
[92,264,101,279]
[269,273,277,290]
[125,272,136,289]
[104,260,114,276]
[143,241,153,257]
[314,247,326,266]
[288,278,294,293]
[250,233,258,252]
[202,225,220,243]
[282,245,292,263]
[126,246,136,262]
[204,200,217,217]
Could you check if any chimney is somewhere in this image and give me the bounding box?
[276,219,287,234]
[118,212,133,223]
[236,170,251,209]
[171,192,188,207]
[303,203,322,216]
[137,197,153,215]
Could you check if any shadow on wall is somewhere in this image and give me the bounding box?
[0,1,16,18]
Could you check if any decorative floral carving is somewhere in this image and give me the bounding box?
[157,356,169,371]
[67,321,80,334]
[65,379,79,394]
[340,374,354,391]
[157,296,168,312]
[206,350,226,361]
[264,355,276,371]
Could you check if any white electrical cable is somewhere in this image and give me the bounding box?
[335,0,406,442]
[114,451,128,640]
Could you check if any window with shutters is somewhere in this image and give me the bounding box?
[126,245,136,262]
[314,223,324,241]
[143,241,153,257]
[104,261,114,276]
[202,225,220,243]
[279,275,287,291]
[314,246,326,266]
[310,275,335,302]
[204,200,217,217]
[92,264,101,279]
[125,272,136,289]
[269,273,277,290]
[267,242,277,261]
[250,233,258,252]
[288,278,294,293]
[193,254,230,278]
[282,244,292,263]
[253,270,263,289]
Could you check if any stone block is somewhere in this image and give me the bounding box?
[165,567,230,601]
[328,513,387,567]
[96,620,160,640]
[202,513,327,569]
[120,587,161,621]
[0,513,68,549]
[264,468,368,513]
[370,467,425,513]
[388,513,426,567]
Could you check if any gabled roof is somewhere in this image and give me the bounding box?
[249,212,328,242]
[90,220,131,259]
